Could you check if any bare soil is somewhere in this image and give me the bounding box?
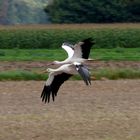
[0,61,140,71]
[0,80,140,140]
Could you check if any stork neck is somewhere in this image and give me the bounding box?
[47,68,56,72]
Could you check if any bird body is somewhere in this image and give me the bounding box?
[45,64,74,87]
[46,64,76,78]
[53,57,86,65]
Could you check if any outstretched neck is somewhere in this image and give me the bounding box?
[54,59,69,65]
[47,68,56,73]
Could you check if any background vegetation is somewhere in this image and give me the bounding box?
[0,24,140,49]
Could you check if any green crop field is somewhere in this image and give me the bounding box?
[0,23,140,49]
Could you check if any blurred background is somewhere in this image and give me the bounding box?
[0,0,140,25]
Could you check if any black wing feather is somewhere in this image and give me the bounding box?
[76,64,91,85]
[81,38,95,59]
[41,73,72,103]
[41,85,51,103]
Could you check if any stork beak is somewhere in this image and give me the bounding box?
[37,62,54,74]
[37,69,48,74]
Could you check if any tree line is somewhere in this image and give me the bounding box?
[0,0,139,24]
[45,0,140,23]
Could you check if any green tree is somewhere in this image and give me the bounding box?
[125,0,140,21]
[45,0,140,23]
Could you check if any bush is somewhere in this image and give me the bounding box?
[0,27,140,49]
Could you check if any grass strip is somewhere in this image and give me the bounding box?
[0,48,140,61]
[92,68,140,80]
[0,68,140,81]
[0,70,47,81]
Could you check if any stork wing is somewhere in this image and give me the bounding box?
[75,64,91,85]
[72,38,95,59]
[61,43,74,59]
[41,72,72,103]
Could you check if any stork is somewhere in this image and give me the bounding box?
[41,62,91,103]
[48,38,95,66]
[41,38,94,103]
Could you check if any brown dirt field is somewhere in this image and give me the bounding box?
[0,80,140,140]
[0,61,140,71]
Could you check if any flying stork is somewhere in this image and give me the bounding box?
[48,38,95,65]
[41,62,91,103]
[41,38,94,103]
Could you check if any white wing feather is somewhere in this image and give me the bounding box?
[62,43,74,59]
[45,72,55,86]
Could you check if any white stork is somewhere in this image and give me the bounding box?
[41,62,91,103]
[49,38,95,65]
[41,38,95,103]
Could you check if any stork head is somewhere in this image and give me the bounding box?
[46,68,54,73]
